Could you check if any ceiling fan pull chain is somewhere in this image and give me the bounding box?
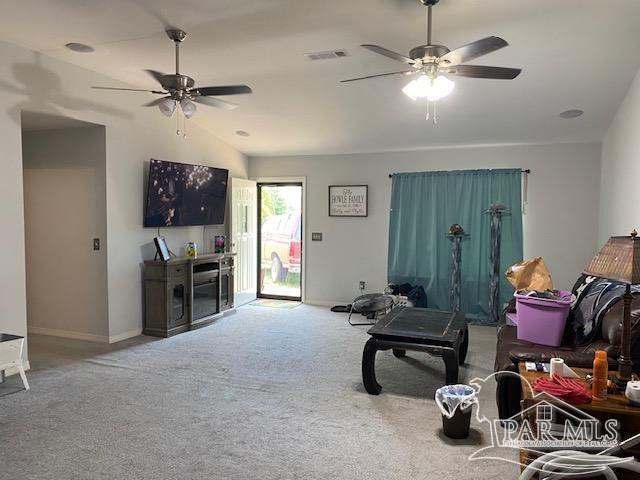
[426,99,430,121]
[176,109,181,136]
[433,101,438,124]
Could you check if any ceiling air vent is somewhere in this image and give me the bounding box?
[304,49,349,61]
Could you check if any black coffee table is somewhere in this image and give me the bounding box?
[362,307,468,394]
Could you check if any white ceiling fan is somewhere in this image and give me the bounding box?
[93,29,252,121]
[342,0,522,122]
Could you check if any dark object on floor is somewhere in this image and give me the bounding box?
[331,305,352,313]
[494,275,640,419]
[407,285,428,308]
[348,294,395,325]
[387,283,429,308]
[362,307,468,393]
[387,283,413,296]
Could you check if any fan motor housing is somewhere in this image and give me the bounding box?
[160,74,195,91]
[166,29,187,42]
[409,44,450,62]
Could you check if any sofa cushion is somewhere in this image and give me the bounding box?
[496,325,617,371]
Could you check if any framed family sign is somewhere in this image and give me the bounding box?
[328,185,368,217]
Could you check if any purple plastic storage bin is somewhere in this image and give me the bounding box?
[513,291,573,347]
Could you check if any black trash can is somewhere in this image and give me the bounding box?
[435,384,476,440]
[441,403,473,439]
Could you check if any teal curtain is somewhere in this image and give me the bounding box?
[388,169,523,324]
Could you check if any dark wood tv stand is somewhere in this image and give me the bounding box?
[143,253,235,338]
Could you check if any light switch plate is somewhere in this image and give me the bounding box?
[93,238,100,250]
[312,232,322,241]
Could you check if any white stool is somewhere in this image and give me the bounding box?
[0,334,29,390]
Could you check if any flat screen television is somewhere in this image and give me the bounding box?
[144,159,228,227]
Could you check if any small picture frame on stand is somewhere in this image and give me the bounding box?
[154,236,171,262]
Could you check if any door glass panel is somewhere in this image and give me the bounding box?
[259,184,302,299]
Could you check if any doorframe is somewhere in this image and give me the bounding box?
[253,176,306,303]
[229,177,258,307]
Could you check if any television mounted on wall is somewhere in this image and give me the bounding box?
[144,159,228,227]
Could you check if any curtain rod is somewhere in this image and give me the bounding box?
[388,169,531,178]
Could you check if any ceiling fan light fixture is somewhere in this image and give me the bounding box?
[158,98,177,117]
[402,74,454,101]
[180,98,197,118]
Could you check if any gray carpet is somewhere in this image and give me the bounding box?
[0,305,518,479]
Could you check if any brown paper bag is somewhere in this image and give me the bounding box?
[505,257,554,291]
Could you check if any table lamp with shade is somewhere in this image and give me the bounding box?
[583,229,640,383]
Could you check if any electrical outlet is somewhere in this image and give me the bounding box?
[312,232,323,241]
[359,281,366,290]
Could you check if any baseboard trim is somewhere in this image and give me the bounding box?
[28,326,109,343]
[108,329,142,344]
[3,360,31,377]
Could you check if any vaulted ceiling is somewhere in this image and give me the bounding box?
[2,0,639,155]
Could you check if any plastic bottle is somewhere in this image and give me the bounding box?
[186,242,198,259]
[592,350,608,400]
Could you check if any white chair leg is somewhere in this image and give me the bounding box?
[18,366,29,391]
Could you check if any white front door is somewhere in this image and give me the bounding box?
[231,178,257,306]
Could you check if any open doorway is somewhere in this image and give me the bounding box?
[21,111,109,342]
[257,183,303,300]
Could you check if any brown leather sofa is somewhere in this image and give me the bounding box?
[495,298,640,419]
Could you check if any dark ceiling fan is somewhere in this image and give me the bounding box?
[93,29,252,119]
[341,0,521,120]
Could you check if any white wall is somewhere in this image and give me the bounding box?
[250,142,601,305]
[599,68,640,243]
[23,126,109,341]
[0,40,247,358]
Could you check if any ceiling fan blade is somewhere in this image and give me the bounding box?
[144,69,169,85]
[193,96,238,111]
[361,44,414,65]
[449,65,521,80]
[142,97,171,107]
[196,85,253,96]
[341,70,415,83]
[439,36,509,66]
[92,86,166,94]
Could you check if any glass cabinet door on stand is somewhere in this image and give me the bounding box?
[168,280,188,328]
[219,258,234,311]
